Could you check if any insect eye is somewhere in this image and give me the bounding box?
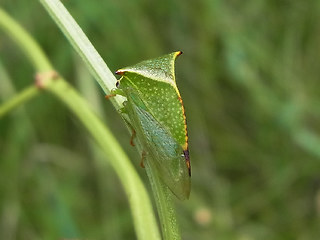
[116,81,120,88]
[182,150,190,160]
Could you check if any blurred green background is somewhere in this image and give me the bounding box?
[1,0,320,239]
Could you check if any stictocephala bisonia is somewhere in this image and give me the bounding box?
[112,51,190,200]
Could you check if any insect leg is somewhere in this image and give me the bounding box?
[105,88,126,99]
[140,151,146,168]
[130,129,136,146]
[120,114,138,147]
[105,93,116,99]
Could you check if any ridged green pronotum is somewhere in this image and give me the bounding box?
[113,51,191,200]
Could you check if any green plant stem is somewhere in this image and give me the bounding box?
[0,10,52,71]
[49,79,161,240]
[0,6,51,116]
[0,8,160,240]
[145,159,181,240]
[0,86,38,118]
[39,0,125,109]
[39,1,182,239]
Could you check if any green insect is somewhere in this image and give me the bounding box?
[112,51,191,200]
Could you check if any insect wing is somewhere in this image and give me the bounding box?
[125,91,190,200]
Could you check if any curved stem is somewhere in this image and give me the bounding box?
[49,78,161,240]
[0,8,160,240]
[38,1,183,239]
[38,1,184,239]
[0,9,52,71]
